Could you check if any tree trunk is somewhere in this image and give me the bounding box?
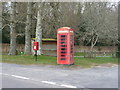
[0,2,2,35]
[89,34,98,58]
[118,2,120,58]
[24,2,32,55]
[9,2,16,55]
[35,3,42,55]
[90,33,98,51]
[90,36,94,52]
[0,2,2,55]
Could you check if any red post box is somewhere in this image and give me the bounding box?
[33,42,39,51]
[57,27,74,65]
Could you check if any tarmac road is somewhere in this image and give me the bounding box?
[0,63,118,88]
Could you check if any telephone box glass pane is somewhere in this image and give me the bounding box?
[61,42,66,44]
[61,55,65,57]
[61,39,66,41]
[61,58,65,60]
[61,48,66,50]
[61,51,66,53]
[61,35,66,37]
[61,45,67,47]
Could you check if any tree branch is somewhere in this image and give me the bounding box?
[93,35,98,46]
[2,16,26,24]
[2,24,11,30]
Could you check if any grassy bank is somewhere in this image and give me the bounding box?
[74,52,113,56]
[1,55,118,68]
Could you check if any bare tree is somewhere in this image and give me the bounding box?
[83,2,118,48]
[35,2,43,55]
[0,2,2,32]
[118,2,120,58]
[2,2,118,56]
[0,2,2,55]
[9,2,16,55]
[24,2,32,55]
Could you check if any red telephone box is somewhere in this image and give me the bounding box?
[57,27,74,65]
[33,42,39,51]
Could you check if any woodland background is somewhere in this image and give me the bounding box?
[1,2,119,55]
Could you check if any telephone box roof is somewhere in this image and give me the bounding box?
[57,27,73,31]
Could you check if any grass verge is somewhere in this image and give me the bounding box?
[1,55,118,68]
[74,52,113,56]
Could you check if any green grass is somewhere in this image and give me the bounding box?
[1,55,118,68]
[74,52,112,56]
[74,52,85,56]
[1,55,57,65]
[74,57,118,68]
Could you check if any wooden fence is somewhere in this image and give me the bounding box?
[1,43,118,56]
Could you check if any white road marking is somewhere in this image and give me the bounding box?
[60,84,77,88]
[3,73,10,76]
[11,75,30,80]
[2,73,77,88]
[30,79,40,82]
[41,81,56,85]
[1,73,10,76]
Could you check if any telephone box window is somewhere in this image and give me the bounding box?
[61,39,65,41]
[61,51,66,53]
[61,45,66,47]
[61,42,66,44]
[61,48,66,50]
[61,58,65,60]
[61,55,65,57]
[61,35,66,37]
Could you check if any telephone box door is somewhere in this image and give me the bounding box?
[57,33,68,64]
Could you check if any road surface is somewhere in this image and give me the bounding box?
[0,63,118,88]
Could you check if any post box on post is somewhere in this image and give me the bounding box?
[57,27,74,65]
[33,41,39,61]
